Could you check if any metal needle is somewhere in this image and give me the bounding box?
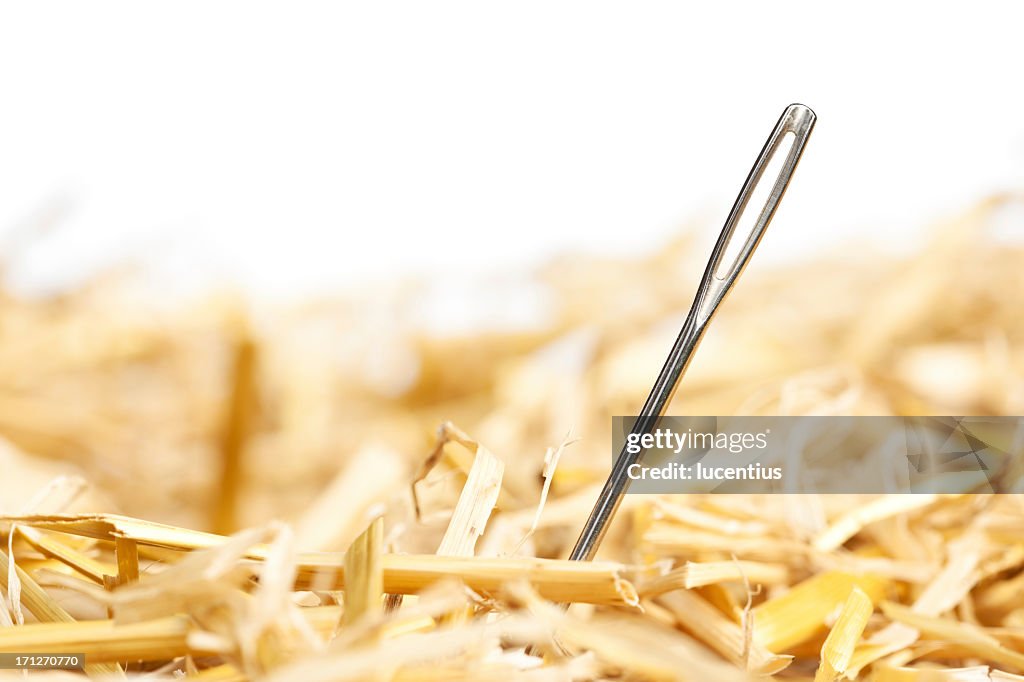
[568,103,816,563]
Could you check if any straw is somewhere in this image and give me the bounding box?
[1,193,1023,678]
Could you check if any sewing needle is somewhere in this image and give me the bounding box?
[568,103,816,563]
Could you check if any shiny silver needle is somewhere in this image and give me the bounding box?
[568,103,816,563]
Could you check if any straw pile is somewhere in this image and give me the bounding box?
[1,195,1023,680]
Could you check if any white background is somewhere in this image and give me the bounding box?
[1,2,1022,300]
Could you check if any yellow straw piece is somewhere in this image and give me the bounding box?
[813,586,873,682]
